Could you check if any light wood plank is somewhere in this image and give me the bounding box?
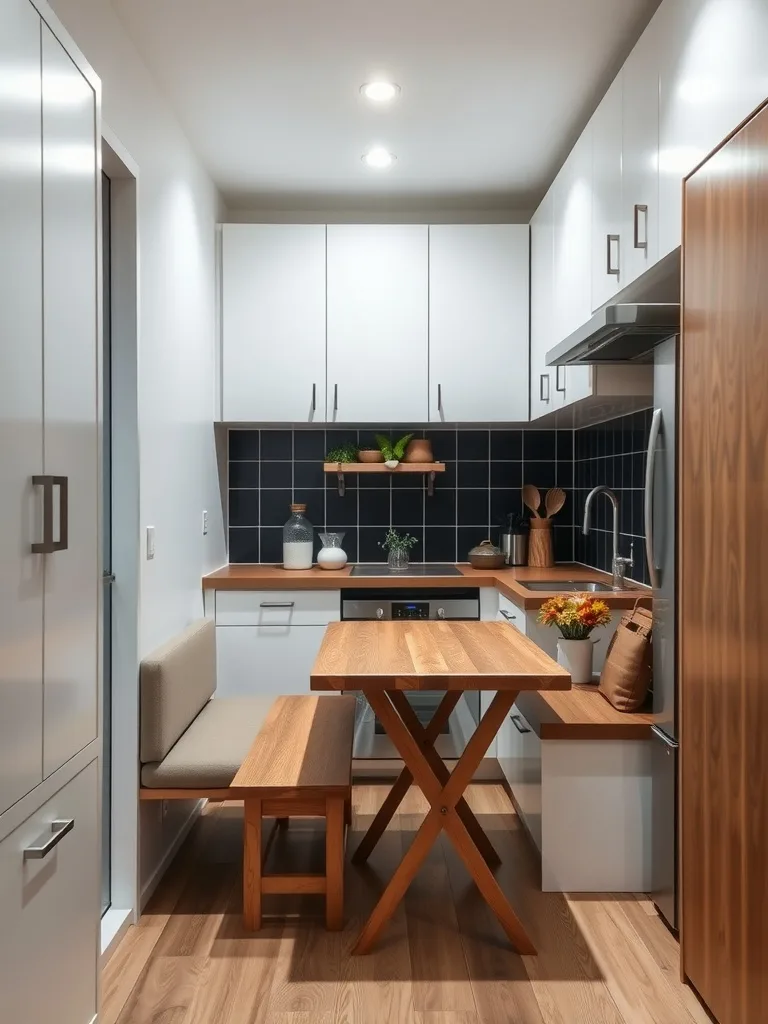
[115,955,207,1024]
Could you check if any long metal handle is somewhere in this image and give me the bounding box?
[259,601,296,609]
[511,714,531,735]
[633,204,648,252]
[32,475,54,553]
[23,818,75,860]
[437,383,443,413]
[312,383,316,413]
[539,374,550,403]
[333,384,338,415]
[555,366,566,394]
[644,408,662,590]
[52,476,68,552]
[606,233,620,277]
[499,609,518,622]
[651,725,679,750]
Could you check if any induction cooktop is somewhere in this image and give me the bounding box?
[350,564,463,578]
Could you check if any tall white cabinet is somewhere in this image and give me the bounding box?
[0,3,101,1022]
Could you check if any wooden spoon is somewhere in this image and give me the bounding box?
[522,483,542,518]
[544,487,566,518]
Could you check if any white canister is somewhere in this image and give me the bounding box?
[317,532,347,570]
[282,503,313,570]
[556,638,595,684]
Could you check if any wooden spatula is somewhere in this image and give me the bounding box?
[544,487,566,518]
[522,483,542,518]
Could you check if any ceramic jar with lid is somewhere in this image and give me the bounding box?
[468,539,506,569]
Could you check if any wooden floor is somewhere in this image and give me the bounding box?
[104,785,711,1024]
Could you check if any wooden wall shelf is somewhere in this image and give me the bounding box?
[323,462,445,496]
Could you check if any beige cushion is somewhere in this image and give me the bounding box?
[141,695,275,789]
[140,619,217,764]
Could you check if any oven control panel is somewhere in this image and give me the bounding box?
[391,601,429,619]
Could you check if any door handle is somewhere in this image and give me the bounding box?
[259,601,296,609]
[312,383,316,414]
[24,819,75,860]
[31,476,68,553]
[499,609,518,622]
[606,233,620,277]
[539,374,550,403]
[650,725,679,750]
[333,384,338,417]
[555,366,566,395]
[644,408,662,590]
[510,714,531,734]
[633,204,648,252]
[437,383,443,415]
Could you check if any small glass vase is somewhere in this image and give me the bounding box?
[317,531,347,570]
[388,548,409,573]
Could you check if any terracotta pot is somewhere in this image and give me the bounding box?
[403,438,434,463]
[358,449,384,463]
[468,540,505,569]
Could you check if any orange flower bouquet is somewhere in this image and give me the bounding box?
[538,594,612,640]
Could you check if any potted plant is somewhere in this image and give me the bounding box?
[538,593,612,683]
[379,528,419,572]
[325,442,359,464]
[375,433,414,470]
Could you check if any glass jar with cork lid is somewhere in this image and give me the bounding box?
[282,503,314,570]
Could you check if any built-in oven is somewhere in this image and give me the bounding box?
[341,589,481,764]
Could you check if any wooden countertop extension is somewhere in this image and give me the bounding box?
[310,620,572,692]
[515,686,655,740]
[203,562,650,610]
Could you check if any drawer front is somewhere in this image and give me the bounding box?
[497,593,526,634]
[500,704,542,851]
[0,758,98,1024]
[215,589,341,626]
[216,624,330,696]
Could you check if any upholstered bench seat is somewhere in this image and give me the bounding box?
[140,694,274,789]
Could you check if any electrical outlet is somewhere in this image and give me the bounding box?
[202,510,208,536]
[146,525,155,560]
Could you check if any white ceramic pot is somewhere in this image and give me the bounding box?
[317,532,347,570]
[556,638,594,684]
[384,459,400,470]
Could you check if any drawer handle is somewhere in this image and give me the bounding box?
[24,818,74,860]
[510,714,531,735]
[259,601,296,609]
[499,609,517,622]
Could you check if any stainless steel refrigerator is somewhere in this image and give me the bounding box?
[646,334,679,931]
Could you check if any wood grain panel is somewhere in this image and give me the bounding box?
[681,98,768,1024]
[515,686,653,740]
[310,621,571,692]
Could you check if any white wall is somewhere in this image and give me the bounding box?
[225,207,531,224]
[48,0,227,898]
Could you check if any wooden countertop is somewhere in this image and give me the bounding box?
[310,620,571,692]
[203,563,650,610]
[514,686,655,740]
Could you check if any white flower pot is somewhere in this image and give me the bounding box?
[556,638,594,684]
[384,459,400,470]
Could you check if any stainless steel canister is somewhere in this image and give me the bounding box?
[500,531,528,566]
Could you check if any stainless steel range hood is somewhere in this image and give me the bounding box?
[546,249,680,366]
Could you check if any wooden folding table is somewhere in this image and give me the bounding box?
[310,619,571,955]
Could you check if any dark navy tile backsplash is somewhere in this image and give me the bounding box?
[227,414,651,577]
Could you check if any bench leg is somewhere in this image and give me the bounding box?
[344,797,352,827]
[243,797,263,930]
[325,796,345,931]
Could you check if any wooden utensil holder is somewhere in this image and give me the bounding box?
[528,518,554,568]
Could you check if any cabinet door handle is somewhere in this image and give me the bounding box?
[333,384,338,416]
[555,366,566,395]
[31,475,68,553]
[633,204,648,252]
[499,609,517,622]
[510,714,531,735]
[437,383,443,414]
[24,819,75,860]
[539,374,550,403]
[312,383,316,413]
[259,601,296,609]
[606,233,620,277]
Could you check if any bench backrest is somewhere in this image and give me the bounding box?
[140,618,216,764]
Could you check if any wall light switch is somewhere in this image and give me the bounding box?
[202,510,208,536]
[146,525,155,560]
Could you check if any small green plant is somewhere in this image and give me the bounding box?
[379,528,419,554]
[375,433,414,462]
[325,442,359,464]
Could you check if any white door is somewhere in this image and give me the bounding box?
[428,224,529,422]
[0,0,44,814]
[529,189,555,420]
[221,224,326,422]
[591,75,624,311]
[622,17,660,285]
[327,225,428,422]
[553,128,593,407]
[41,26,99,779]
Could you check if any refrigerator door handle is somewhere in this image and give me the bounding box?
[651,724,679,749]
[644,408,663,590]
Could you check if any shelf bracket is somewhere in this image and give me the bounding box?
[426,471,436,498]
[337,468,346,497]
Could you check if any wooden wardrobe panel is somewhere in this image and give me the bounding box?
[681,100,768,1024]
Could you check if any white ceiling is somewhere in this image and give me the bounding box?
[112,0,660,212]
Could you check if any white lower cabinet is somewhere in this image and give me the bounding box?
[216,625,330,697]
[0,758,98,1024]
[497,703,542,852]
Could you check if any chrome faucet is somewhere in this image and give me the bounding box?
[582,485,634,590]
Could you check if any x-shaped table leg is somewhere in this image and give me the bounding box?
[352,688,536,957]
[353,691,499,869]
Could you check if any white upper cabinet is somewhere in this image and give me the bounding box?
[657,0,768,260]
[327,225,429,423]
[429,224,529,422]
[221,224,326,422]
[622,15,660,284]
[529,190,555,420]
[591,76,624,311]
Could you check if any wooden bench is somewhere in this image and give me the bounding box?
[231,694,356,932]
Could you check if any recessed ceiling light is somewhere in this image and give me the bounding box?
[361,81,400,103]
[362,146,396,169]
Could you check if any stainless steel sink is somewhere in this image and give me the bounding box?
[521,580,617,592]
